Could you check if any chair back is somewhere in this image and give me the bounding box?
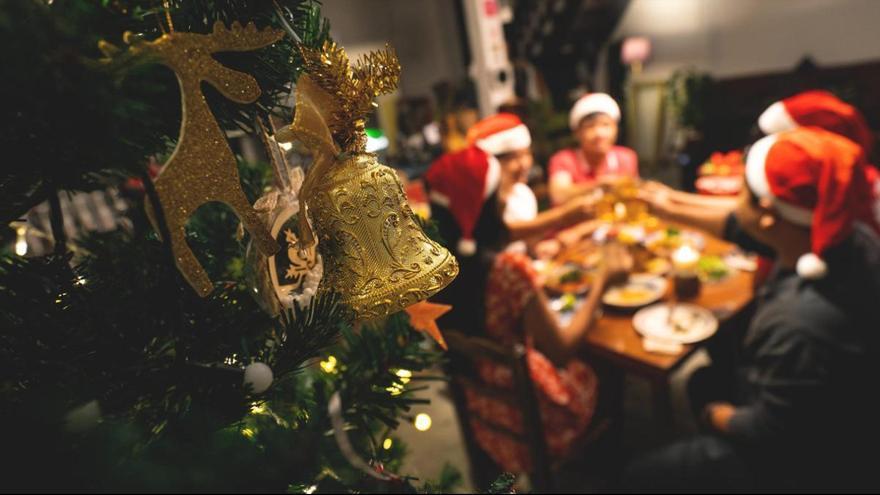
[445,329,553,491]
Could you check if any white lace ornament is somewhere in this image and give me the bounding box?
[248,122,323,314]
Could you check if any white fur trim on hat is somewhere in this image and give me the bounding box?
[476,124,532,156]
[484,154,501,198]
[797,252,828,279]
[745,133,814,227]
[758,101,798,135]
[745,134,777,200]
[457,238,477,256]
[428,190,450,207]
[772,200,813,227]
[569,93,621,130]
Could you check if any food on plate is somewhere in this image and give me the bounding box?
[633,303,720,344]
[545,264,592,295]
[613,286,655,303]
[644,227,681,253]
[644,227,704,257]
[559,293,577,312]
[645,257,672,276]
[602,274,667,308]
[670,306,701,333]
[617,225,645,245]
[698,254,729,281]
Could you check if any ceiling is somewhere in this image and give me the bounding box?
[504,0,630,102]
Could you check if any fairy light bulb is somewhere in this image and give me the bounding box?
[395,369,412,384]
[14,226,27,256]
[383,438,393,450]
[320,355,337,374]
[414,413,432,431]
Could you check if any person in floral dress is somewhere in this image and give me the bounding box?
[463,245,630,473]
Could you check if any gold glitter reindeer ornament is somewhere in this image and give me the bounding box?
[100,21,283,296]
[275,42,458,320]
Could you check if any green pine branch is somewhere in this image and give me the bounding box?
[0,0,330,224]
[0,1,466,492]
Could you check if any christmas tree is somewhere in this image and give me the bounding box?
[0,1,468,492]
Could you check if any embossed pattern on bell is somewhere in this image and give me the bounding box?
[310,153,459,320]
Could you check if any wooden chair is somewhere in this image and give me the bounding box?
[445,329,613,492]
[444,329,552,491]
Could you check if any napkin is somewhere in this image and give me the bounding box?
[642,338,684,355]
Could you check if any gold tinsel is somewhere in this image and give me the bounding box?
[296,41,401,152]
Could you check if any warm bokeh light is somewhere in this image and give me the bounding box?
[14,226,27,256]
[320,355,337,374]
[414,413,432,431]
[395,369,412,384]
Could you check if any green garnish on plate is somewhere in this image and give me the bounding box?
[698,255,729,281]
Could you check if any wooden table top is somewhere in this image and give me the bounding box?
[563,225,756,379]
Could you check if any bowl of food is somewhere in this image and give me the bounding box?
[602,274,668,309]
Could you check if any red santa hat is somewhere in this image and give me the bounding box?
[424,146,500,256]
[744,127,875,279]
[758,90,874,154]
[466,113,532,156]
[569,92,621,130]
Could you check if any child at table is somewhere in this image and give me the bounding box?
[425,113,597,332]
[464,243,631,474]
[548,93,639,206]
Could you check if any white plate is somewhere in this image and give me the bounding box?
[602,274,668,308]
[633,303,719,344]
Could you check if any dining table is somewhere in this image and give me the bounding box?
[548,221,756,425]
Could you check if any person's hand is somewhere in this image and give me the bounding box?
[533,238,561,260]
[556,228,582,248]
[638,181,674,216]
[557,220,599,248]
[599,243,633,286]
[565,195,597,223]
[702,402,736,433]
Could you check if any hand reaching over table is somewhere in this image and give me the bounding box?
[533,238,562,260]
[638,181,674,217]
[563,194,599,224]
[557,220,601,249]
[637,181,733,238]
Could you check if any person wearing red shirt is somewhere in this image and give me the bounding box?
[548,93,639,205]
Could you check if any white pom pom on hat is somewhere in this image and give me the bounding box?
[796,253,828,280]
[457,238,477,256]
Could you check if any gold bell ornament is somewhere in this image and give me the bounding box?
[275,41,458,320]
